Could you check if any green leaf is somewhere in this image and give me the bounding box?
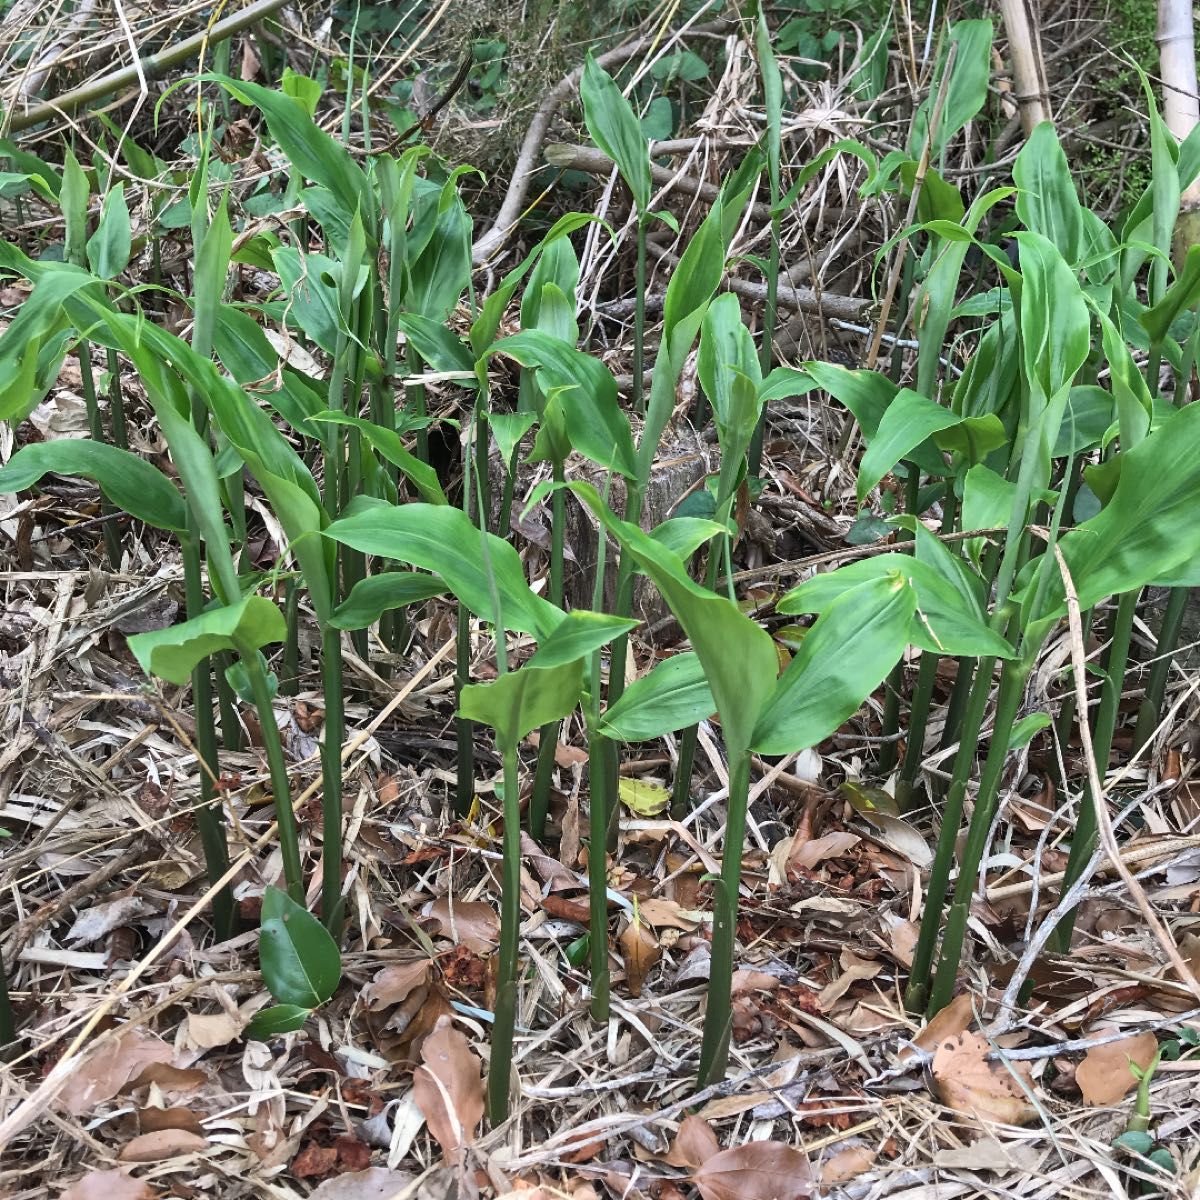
[407,193,472,322]
[491,411,537,469]
[599,652,714,742]
[753,575,914,755]
[1014,122,1085,264]
[460,659,583,745]
[280,68,322,116]
[325,503,562,640]
[271,248,344,355]
[525,609,638,669]
[128,595,286,685]
[259,886,342,1007]
[312,412,447,504]
[907,20,993,161]
[246,1003,312,1040]
[485,331,636,478]
[1009,712,1051,749]
[857,389,960,501]
[569,482,777,761]
[60,150,89,267]
[1053,386,1115,457]
[1140,242,1200,346]
[1113,1131,1155,1157]
[86,185,131,279]
[394,312,474,373]
[201,75,371,235]
[331,572,448,630]
[0,441,188,532]
[581,54,652,214]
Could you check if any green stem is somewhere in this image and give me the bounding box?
[904,653,997,1013]
[632,219,647,417]
[280,577,300,698]
[894,651,940,813]
[587,721,611,1023]
[487,737,522,1123]
[241,646,303,902]
[696,751,751,1087]
[1054,588,1138,950]
[927,658,1028,1014]
[1132,587,1191,754]
[213,650,242,752]
[105,348,128,450]
[319,623,345,932]
[530,461,566,840]
[76,341,123,565]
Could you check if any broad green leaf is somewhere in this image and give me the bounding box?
[331,572,448,630]
[491,410,537,468]
[907,20,993,161]
[569,482,777,761]
[246,1003,311,1039]
[758,366,820,404]
[581,54,651,214]
[697,294,761,467]
[648,516,727,561]
[325,504,562,640]
[128,595,286,685]
[86,185,131,279]
[0,441,187,532]
[60,150,88,267]
[1014,122,1085,264]
[258,886,342,1008]
[394,312,474,373]
[526,609,638,669]
[281,67,322,116]
[1053,386,1115,457]
[460,659,583,745]
[1140,242,1200,345]
[599,652,714,742]
[857,389,960,501]
[271,248,344,355]
[486,331,636,478]
[407,194,472,322]
[753,575,914,755]
[312,412,447,504]
[1009,712,1051,749]
[202,75,371,234]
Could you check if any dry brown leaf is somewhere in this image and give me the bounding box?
[1076,1031,1159,1106]
[731,969,781,997]
[665,1115,720,1168]
[363,960,432,1011]
[139,1106,206,1136]
[118,1129,207,1162]
[886,917,918,967]
[423,898,500,952]
[638,897,704,930]
[65,897,153,945]
[817,950,880,1012]
[61,1171,159,1200]
[307,1170,416,1199]
[186,1011,243,1049]
[59,1027,174,1115]
[819,1144,877,1185]
[931,1032,1037,1126]
[901,992,974,1061]
[412,1015,484,1160]
[693,1142,814,1200]
[618,919,661,997]
[789,831,860,870]
[934,1137,1042,1171]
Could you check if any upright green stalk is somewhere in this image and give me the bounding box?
[587,513,611,1019]
[1132,587,1191,752]
[632,221,647,417]
[76,342,123,564]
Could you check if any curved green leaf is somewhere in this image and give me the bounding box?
[581,54,651,214]
[331,572,448,630]
[259,885,342,1008]
[599,652,715,742]
[246,1003,312,1039]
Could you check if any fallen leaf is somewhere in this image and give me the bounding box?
[618,919,661,997]
[139,1106,206,1136]
[520,832,578,891]
[363,960,432,1011]
[186,1011,243,1049]
[934,1136,1042,1170]
[637,898,705,930]
[60,1027,174,1115]
[693,1142,814,1200]
[65,897,154,945]
[292,1143,339,1178]
[857,810,932,868]
[666,1115,720,1168]
[789,831,860,870]
[308,1170,417,1199]
[819,1144,876,1184]
[731,969,781,996]
[423,898,500,952]
[412,1015,484,1160]
[618,777,670,816]
[62,1171,159,1200]
[902,992,974,1061]
[886,917,918,967]
[817,950,880,1012]
[931,1032,1037,1126]
[118,1129,207,1162]
[1076,1031,1159,1106]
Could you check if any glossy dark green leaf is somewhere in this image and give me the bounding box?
[0,441,188,531]
[259,885,342,1008]
[331,572,448,630]
[599,652,714,742]
[246,1003,311,1040]
[128,595,286,685]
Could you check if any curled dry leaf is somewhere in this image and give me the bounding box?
[363,960,432,1011]
[65,896,154,945]
[731,969,781,997]
[817,949,880,1012]
[423,898,500,953]
[665,1114,720,1169]
[789,831,860,871]
[118,1129,207,1162]
[637,897,705,930]
[693,1142,814,1200]
[412,1015,484,1160]
[61,1170,159,1200]
[618,918,661,997]
[930,1032,1037,1126]
[1076,1031,1159,1106]
[901,991,974,1062]
[59,1027,174,1116]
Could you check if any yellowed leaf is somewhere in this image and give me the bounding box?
[412,1015,484,1161]
[186,1011,243,1049]
[789,832,860,870]
[693,1142,814,1200]
[1076,1031,1159,1106]
[638,897,704,930]
[901,991,974,1061]
[618,777,670,816]
[931,1032,1037,1126]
